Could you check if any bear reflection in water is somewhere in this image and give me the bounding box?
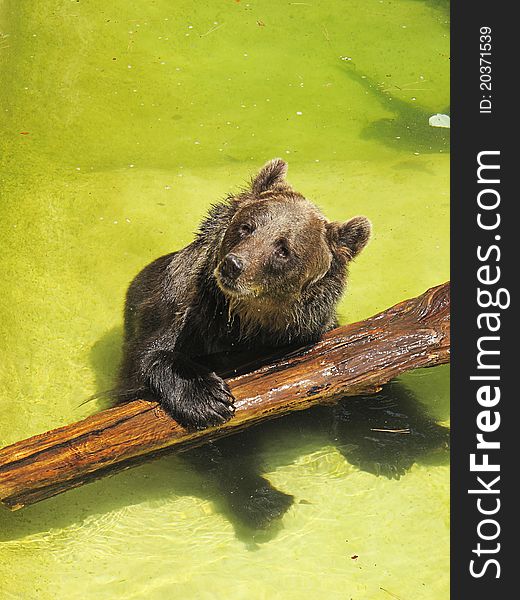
[184,381,449,534]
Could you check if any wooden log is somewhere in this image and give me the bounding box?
[0,282,450,511]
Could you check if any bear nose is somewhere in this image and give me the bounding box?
[221,254,244,280]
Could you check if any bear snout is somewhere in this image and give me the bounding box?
[220,253,245,281]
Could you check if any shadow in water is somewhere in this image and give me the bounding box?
[340,65,450,153]
[411,0,450,14]
[1,362,449,548]
[83,325,123,409]
[1,328,450,546]
[198,381,450,546]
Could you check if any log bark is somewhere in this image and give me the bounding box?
[0,282,450,511]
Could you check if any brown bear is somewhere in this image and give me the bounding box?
[118,159,371,430]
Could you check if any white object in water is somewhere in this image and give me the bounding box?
[429,113,450,128]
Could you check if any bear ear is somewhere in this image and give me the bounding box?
[251,158,288,194]
[327,216,372,258]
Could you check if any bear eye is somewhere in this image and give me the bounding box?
[238,223,254,236]
[274,244,290,260]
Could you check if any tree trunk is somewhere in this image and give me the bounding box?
[0,282,450,510]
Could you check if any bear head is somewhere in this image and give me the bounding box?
[214,159,371,304]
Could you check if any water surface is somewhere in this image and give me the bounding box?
[0,1,449,598]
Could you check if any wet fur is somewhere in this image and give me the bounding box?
[118,159,371,429]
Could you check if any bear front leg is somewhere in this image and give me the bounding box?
[185,441,294,530]
[142,350,235,430]
[224,474,295,530]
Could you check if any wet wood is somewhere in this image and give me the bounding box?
[0,282,450,510]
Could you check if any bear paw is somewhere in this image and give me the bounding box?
[228,478,294,530]
[162,371,236,430]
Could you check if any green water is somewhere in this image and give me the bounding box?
[0,1,449,598]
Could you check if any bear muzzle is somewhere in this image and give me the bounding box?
[220,253,244,281]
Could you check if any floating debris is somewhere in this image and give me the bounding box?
[429,113,450,128]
